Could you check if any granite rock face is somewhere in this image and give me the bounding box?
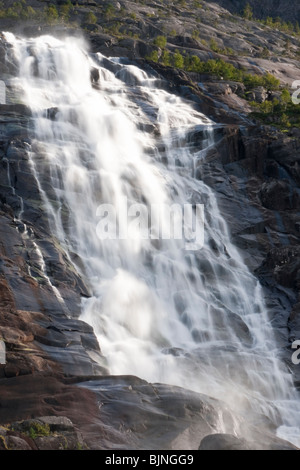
[208,0,300,24]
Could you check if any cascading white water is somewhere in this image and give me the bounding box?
[4,32,300,446]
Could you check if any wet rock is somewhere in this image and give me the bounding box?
[209,307,252,346]
[199,433,253,450]
[257,246,300,290]
[0,104,32,117]
[38,416,74,432]
[6,435,32,450]
[79,376,231,449]
[259,178,300,211]
[198,432,298,450]
[7,416,85,450]
[46,107,59,120]
[90,67,100,84]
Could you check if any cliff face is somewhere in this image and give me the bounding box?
[207,0,300,23]
[0,0,299,451]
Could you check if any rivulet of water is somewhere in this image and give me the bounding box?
[4,32,300,446]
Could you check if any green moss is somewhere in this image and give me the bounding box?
[28,422,51,439]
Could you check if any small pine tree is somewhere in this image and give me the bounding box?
[265,16,274,27]
[285,38,291,51]
[280,113,291,127]
[209,38,220,53]
[146,50,159,62]
[173,50,184,68]
[85,12,97,24]
[243,2,253,20]
[161,49,170,66]
[281,88,291,110]
[45,4,59,23]
[153,35,167,48]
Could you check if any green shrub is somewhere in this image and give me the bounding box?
[243,72,280,91]
[242,3,253,20]
[280,113,291,127]
[161,49,170,66]
[44,4,59,23]
[153,35,167,48]
[146,50,159,62]
[263,72,280,91]
[60,0,73,20]
[84,12,97,24]
[28,422,51,440]
[192,29,200,40]
[209,38,220,53]
[104,4,115,20]
[281,88,291,108]
[0,0,38,20]
[172,50,184,68]
[260,47,270,58]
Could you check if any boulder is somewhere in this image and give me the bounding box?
[199,433,252,450]
[247,86,268,103]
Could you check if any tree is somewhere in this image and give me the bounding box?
[153,35,167,48]
[259,100,273,114]
[263,72,280,91]
[104,4,115,20]
[161,49,170,66]
[60,0,73,20]
[209,38,220,53]
[173,50,184,68]
[260,47,270,58]
[85,12,97,24]
[285,38,291,52]
[280,113,291,127]
[281,88,291,110]
[44,4,59,23]
[146,50,159,62]
[265,16,274,27]
[243,3,253,20]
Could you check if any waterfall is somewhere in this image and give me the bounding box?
[4,32,300,446]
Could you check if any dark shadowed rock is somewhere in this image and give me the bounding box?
[198,432,298,450]
[6,435,32,450]
[199,433,253,450]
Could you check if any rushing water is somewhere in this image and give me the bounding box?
[4,32,300,446]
